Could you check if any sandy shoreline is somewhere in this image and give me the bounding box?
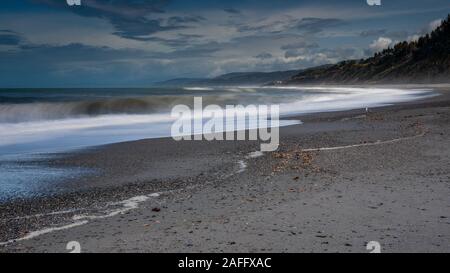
[1,87,449,252]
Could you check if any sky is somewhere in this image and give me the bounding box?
[0,0,449,87]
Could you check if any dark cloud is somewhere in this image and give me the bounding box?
[178,33,204,39]
[281,41,319,50]
[111,18,181,40]
[167,15,206,26]
[254,52,273,59]
[32,0,196,40]
[0,30,22,46]
[154,42,222,58]
[13,42,148,62]
[294,17,344,33]
[236,24,267,33]
[134,33,204,47]
[224,8,241,14]
[284,49,302,58]
[237,17,344,35]
[360,29,387,37]
[0,39,224,87]
[33,0,168,17]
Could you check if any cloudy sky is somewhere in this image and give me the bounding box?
[0,0,449,87]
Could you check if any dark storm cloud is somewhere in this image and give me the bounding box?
[224,8,241,14]
[284,49,302,58]
[254,52,272,59]
[0,30,22,46]
[153,42,222,58]
[167,15,206,26]
[360,29,387,37]
[237,17,344,35]
[32,0,193,40]
[11,39,217,62]
[133,33,204,47]
[111,18,182,40]
[33,0,168,16]
[236,24,268,33]
[293,17,344,33]
[281,41,319,50]
[11,42,148,63]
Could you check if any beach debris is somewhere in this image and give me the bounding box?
[301,152,314,165]
[367,113,384,121]
[293,176,299,180]
[271,148,317,174]
[152,207,161,212]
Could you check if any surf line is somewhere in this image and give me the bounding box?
[301,133,426,152]
[2,208,82,222]
[0,193,161,246]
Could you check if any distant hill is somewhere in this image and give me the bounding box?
[154,70,300,86]
[282,14,450,85]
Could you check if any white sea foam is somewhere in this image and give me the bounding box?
[0,221,89,246]
[183,87,214,91]
[275,87,436,117]
[0,87,435,156]
[0,193,161,246]
[236,160,247,173]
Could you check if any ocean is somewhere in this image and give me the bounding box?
[0,86,436,200]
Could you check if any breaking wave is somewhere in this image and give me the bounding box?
[0,86,436,155]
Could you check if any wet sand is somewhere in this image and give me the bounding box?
[1,86,449,253]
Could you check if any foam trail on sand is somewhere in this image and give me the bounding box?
[236,160,247,173]
[72,195,150,221]
[2,209,81,222]
[302,133,426,152]
[0,221,89,246]
[0,193,161,246]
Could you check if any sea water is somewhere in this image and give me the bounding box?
[0,86,436,200]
